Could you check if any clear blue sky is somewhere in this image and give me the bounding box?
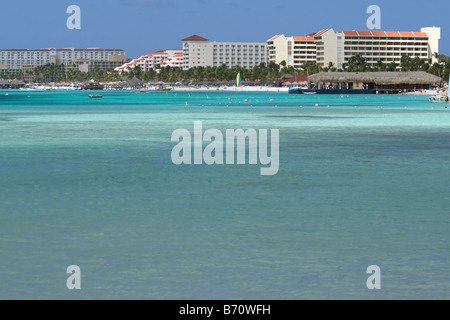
[1,0,448,59]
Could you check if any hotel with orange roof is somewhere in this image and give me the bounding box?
[267,34,316,68]
[268,27,440,69]
[161,51,183,68]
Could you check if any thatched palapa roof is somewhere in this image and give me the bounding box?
[0,79,25,85]
[308,72,442,85]
[125,77,145,85]
[10,80,26,85]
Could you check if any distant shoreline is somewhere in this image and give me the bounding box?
[1,85,290,92]
[171,86,289,92]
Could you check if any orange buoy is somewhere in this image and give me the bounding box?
[315,104,319,107]
[270,99,273,102]
[244,99,248,103]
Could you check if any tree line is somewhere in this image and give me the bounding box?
[1,53,449,83]
[334,53,449,80]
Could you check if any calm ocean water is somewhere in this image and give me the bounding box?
[0,89,449,299]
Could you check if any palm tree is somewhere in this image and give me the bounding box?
[301,62,320,76]
[374,60,386,72]
[326,62,337,72]
[347,55,367,72]
[386,62,397,72]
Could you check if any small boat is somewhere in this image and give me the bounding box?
[155,87,172,92]
[154,81,172,91]
[89,94,103,98]
[288,85,303,94]
[288,85,318,94]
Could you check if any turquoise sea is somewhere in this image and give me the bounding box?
[0,89,449,299]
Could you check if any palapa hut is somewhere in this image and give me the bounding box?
[0,79,26,89]
[124,77,145,89]
[308,72,442,94]
[0,80,9,89]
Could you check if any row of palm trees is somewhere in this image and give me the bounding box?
[23,64,123,83]
[125,54,450,83]
[1,54,449,83]
[321,53,449,80]
[126,62,290,83]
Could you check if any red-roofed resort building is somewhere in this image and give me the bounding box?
[115,49,182,73]
[268,27,441,69]
[267,34,316,68]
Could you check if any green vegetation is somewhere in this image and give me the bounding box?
[430,53,450,81]
[0,62,303,84]
[126,62,299,83]
[342,54,450,79]
[1,53,449,83]
[0,63,122,83]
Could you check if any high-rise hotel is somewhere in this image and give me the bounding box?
[0,48,126,72]
[267,27,441,69]
[182,35,269,70]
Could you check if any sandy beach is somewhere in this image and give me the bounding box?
[170,86,289,92]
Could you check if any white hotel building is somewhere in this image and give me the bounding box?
[267,27,441,69]
[182,35,269,70]
[0,48,126,70]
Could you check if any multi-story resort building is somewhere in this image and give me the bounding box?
[0,49,53,70]
[115,49,183,73]
[267,34,316,68]
[181,35,269,70]
[267,27,441,69]
[63,55,128,73]
[315,27,440,69]
[161,51,183,68]
[119,35,269,73]
[0,48,126,70]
